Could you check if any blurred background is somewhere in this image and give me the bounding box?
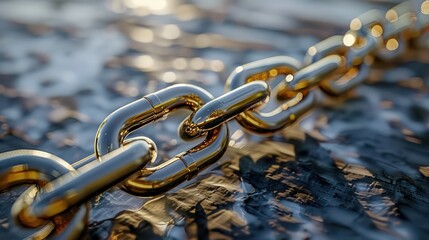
[1,0,429,239]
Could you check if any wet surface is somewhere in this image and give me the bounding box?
[1,0,429,239]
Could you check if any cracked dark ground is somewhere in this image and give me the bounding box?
[1,0,429,239]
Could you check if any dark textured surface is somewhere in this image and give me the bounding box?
[1,0,429,239]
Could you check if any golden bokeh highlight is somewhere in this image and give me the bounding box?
[386,38,399,51]
[190,58,204,70]
[386,9,399,22]
[422,1,429,15]
[371,24,383,38]
[125,0,167,11]
[350,18,362,31]
[176,4,199,21]
[133,55,154,69]
[343,33,356,47]
[130,27,154,43]
[160,25,181,40]
[209,60,225,72]
[162,71,177,83]
[172,58,188,70]
[269,69,279,77]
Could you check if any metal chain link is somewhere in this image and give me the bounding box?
[0,1,428,238]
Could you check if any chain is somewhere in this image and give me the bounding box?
[1,1,428,239]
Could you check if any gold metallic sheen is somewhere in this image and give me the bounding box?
[180,81,270,138]
[304,35,371,95]
[225,56,316,134]
[95,84,229,195]
[0,150,90,239]
[123,126,229,196]
[21,138,156,223]
[277,55,343,96]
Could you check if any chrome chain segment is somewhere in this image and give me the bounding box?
[0,1,428,238]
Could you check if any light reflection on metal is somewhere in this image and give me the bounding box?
[422,1,429,15]
[225,56,316,134]
[94,84,229,196]
[386,38,399,51]
[19,138,156,227]
[0,150,90,239]
[304,35,371,95]
[343,33,357,47]
[180,81,270,138]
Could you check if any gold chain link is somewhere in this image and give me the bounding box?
[0,1,428,238]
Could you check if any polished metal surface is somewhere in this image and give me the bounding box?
[95,84,229,195]
[20,137,156,225]
[180,81,270,138]
[123,126,229,196]
[225,56,317,134]
[304,35,371,95]
[0,150,90,239]
[95,84,213,157]
[277,54,343,95]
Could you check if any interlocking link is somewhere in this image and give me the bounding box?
[277,55,343,96]
[95,84,213,156]
[0,150,90,239]
[224,56,316,134]
[95,84,229,196]
[378,12,414,59]
[124,126,228,196]
[305,35,372,95]
[0,1,428,238]
[413,0,429,32]
[180,81,270,138]
[19,138,156,227]
[385,1,429,50]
